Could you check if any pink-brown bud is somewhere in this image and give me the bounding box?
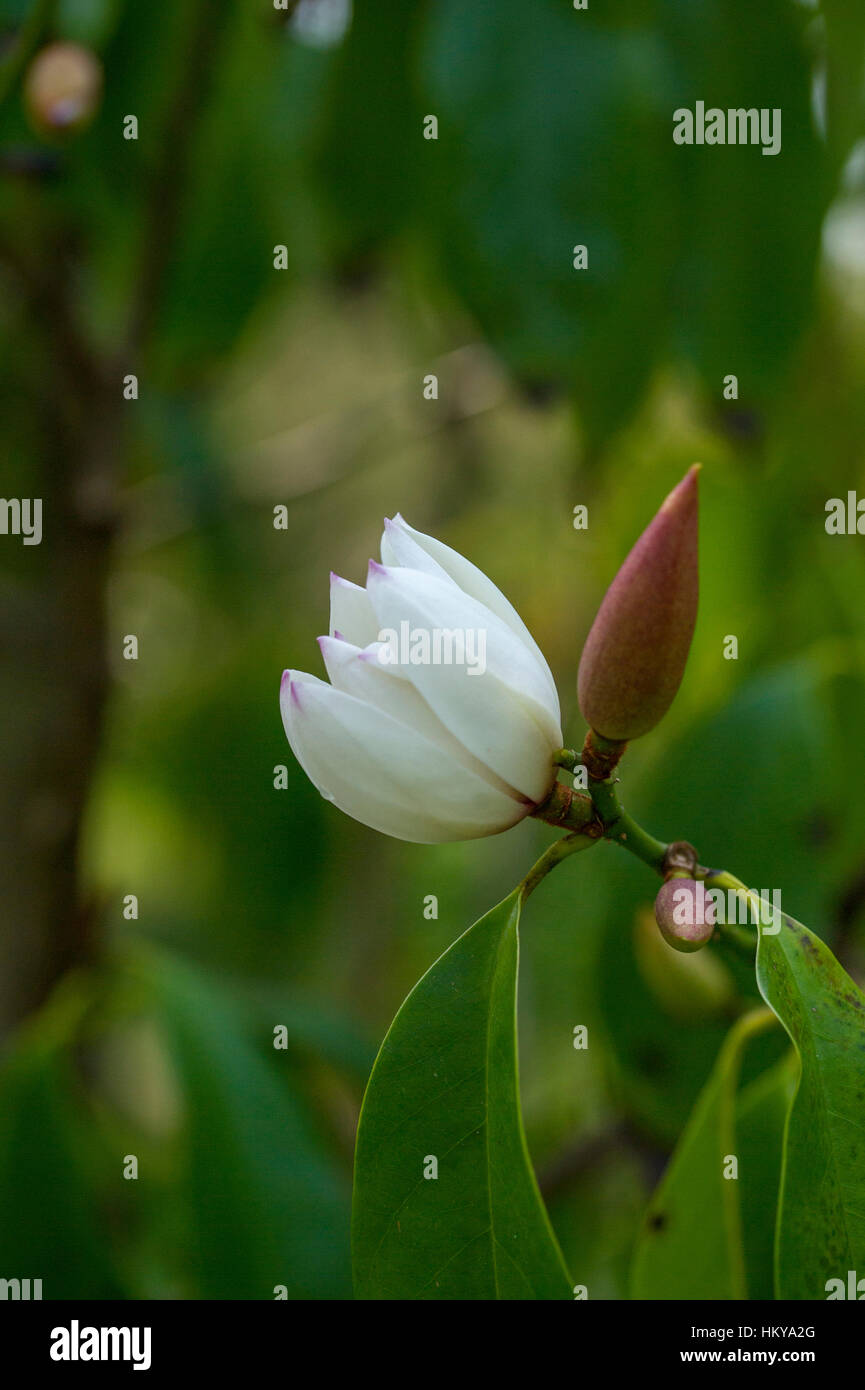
[23,42,102,136]
[654,877,716,953]
[577,466,700,741]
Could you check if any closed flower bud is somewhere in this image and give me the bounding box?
[654,877,716,953]
[24,42,102,135]
[577,466,700,741]
[281,516,563,843]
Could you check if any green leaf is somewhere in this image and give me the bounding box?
[418,0,825,433]
[420,0,677,431]
[147,953,352,1300]
[736,1056,796,1300]
[661,0,826,398]
[756,912,865,1299]
[0,979,127,1298]
[631,1008,781,1300]
[314,0,424,261]
[352,890,572,1300]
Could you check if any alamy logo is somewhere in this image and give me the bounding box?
[50,1320,152,1371]
[673,102,781,156]
[0,497,42,545]
[376,623,487,676]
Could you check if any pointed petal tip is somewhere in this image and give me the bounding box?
[280,670,302,707]
[318,632,353,660]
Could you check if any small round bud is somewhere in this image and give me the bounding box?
[654,877,716,953]
[23,42,103,136]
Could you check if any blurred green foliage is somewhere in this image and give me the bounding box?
[1,0,865,1299]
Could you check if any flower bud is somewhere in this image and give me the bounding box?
[577,466,699,741]
[654,877,716,953]
[23,42,102,136]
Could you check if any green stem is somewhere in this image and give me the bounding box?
[528,770,770,964]
[590,778,668,872]
[519,832,596,903]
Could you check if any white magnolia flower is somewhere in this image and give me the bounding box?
[280,515,562,842]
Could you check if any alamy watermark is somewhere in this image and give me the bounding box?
[0,498,42,545]
[376,623,487,676]
[670,881,782,934]
[0,1277,41,1299]
[673,103,781,157]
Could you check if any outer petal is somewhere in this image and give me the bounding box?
[328,573,380,648]
[366,563,561,802]
[379,517,456,584]
[280,670,529,842]
[318,635,524,800]
[383,514,558,701]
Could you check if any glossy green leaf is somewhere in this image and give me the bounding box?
[756,912,865,1299]
[631,1008,782,1300]
[352,891,571,1300]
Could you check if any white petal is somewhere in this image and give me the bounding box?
[385,515,558,701]
[366,563,561,802]
[280,670,530,843]
[328,573,380,647]
[379,517,456,584]
[318,636,524,801]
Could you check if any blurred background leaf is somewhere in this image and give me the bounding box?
[146,951,354,1300]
